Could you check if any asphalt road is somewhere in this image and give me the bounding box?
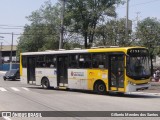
[0,72,160,120]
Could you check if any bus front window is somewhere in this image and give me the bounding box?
[127,56,151,79]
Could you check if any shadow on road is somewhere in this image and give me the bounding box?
[4,79,20,81]
[107,92,160,98]
[27,86,54,90]
[26,86,160,98]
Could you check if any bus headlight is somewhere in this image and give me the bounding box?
[128,81,136,85]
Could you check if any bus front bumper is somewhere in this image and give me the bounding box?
[126,83,151,92]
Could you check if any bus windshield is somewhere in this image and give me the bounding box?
[127,49,151,79]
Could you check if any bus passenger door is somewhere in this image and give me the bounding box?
[108,54,125,92]
[27,57,36,84]
[57,56,68,87]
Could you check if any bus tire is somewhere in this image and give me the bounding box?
[94,81,106,94]
[41,77,50,89]
[117,92,124,95]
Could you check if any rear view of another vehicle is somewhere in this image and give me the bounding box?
[3,69,20,81]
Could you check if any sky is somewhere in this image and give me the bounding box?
[0,0,160,46]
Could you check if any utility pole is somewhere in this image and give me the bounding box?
[10,32,13,70]
[59,0,65,49]
[114,17,117,46]
[136,12,140,27]
[0,36,4,64]
[0,42,2,50]
[125,0,129,43]
[0,42,3,64]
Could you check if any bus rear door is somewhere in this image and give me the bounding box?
[27,57,36,84]
[57,56,68,87]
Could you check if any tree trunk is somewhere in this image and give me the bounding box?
[84,32,88,48]
[150,54,153,76]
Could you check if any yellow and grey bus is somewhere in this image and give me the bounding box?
[20,47,151,94]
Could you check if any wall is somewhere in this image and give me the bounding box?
[0,63,19,71]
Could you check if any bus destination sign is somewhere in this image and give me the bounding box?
[127,49,148,55]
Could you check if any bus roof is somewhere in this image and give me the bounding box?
[21,46,146,56]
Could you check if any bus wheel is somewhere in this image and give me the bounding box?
[41,78,50,89]
[94,81,106,94]
[117,92,124,96]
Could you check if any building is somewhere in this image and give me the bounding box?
[0,45,17,63]
[0,45,19,71]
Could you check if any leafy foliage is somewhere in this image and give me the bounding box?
[65,0,125,48]
[135,17,160,56]
[95,18,132,46]
[18,0,160,60]
[134,17,160,73]
[17,1,61,53]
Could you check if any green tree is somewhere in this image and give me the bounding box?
[17,1,61,53]
[136,17,160,55]
[95,18,132,46]
[65,0,124,48]
[136,17,160,74]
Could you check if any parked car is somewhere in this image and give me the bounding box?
[3,69,20,81]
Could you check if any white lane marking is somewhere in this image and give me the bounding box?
[10,87,20,91]
[0,87,7,91]
[130,92,160,96]
[130,92,144,94]
[3,116,12,120]
[22,87,30,91]
[147,93,160,95]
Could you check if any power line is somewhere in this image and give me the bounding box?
[118,0,160,9]
[0,24,24,28]
[2,39,10,45]
[0,32,20,35]
[131,0,160,7]
[0,24,59,28]
[0,0,159,29]
[0,25,59,31]
[0,27,24,30]
[0,32,58,36]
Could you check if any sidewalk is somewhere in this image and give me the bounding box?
[144,82,160,93]
[151,81,160,85]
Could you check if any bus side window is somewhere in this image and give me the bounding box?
[46,55,56,68]
[69,54,79,68]
[92,54,105,68]
[79,54,91,68]
[36,55,45,68]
